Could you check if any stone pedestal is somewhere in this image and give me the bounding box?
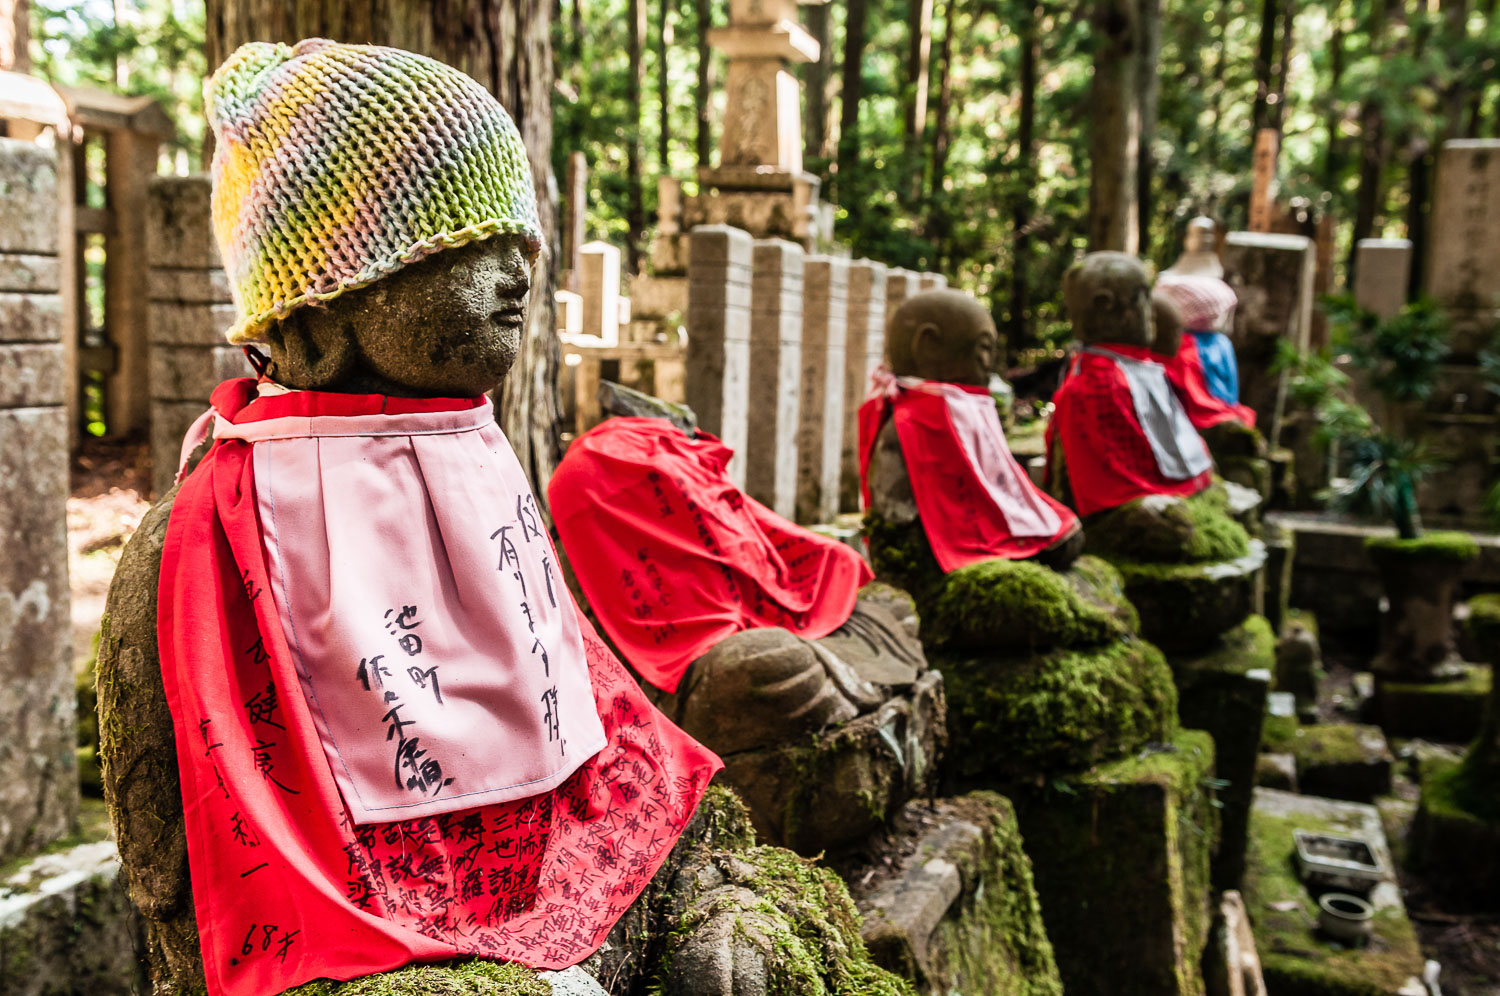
[885,267,921,324]
[841,259,887,513]
[1223,232,1316,447]
[1013,730,1218,996]
[745,238,804,518]
[686,225,754,486]
[146,176,246,497]
[1353,238,1412,321]
[0,138,77,863]
[796,255,848,523]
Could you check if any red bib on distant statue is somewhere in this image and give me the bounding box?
[547,417,871,694]
[1045,344,1214,517]
[157,381,720,996]
[857,371,1078,572]
[1163,333,1257,430]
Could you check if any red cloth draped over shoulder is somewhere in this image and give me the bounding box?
[547,417,871,694]
[856,378,1078,572]
[1164,334,1257,430]
[1045,344,1214,517]
[158,381,720,996]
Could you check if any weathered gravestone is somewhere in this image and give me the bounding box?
[841,258,888,513]
[744,238,804,519]
[685,225,753,486]
[0,138,76,863]
[796,255,848,523]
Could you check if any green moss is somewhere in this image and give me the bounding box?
[1381,663,1491,699]
[923,557,1125,653]
[1465,593,1500,646]
[1260,714,1301,753]
[76,632,101,797]
[940,637,1179,780]
[863,509,946,607]
[920,792,1063,996]
[1175,613,1276,679]
[1424,752,1500,823]
[1364,529,1480,562]
[1202,420,1266,460]
[664,847,915,996]
[282,959,551,995]
[1245,800,1425,995]
[0,798,113,887]
[1085,489,1251,565]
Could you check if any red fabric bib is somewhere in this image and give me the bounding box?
[158,382,721,996]
[857,376,1078,572]
[1164,334,1256,430]
[1045,344,1213,517]
[547,417,871,694]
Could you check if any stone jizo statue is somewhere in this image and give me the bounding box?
[98,39,720,995]
[1045,252,1214,518]
[861,288,1084,581]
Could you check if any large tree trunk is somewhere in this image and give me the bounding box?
[658,0,671,171]
[1088,0,1141,253]
[1251,0,1278,133]
[804,1,834,163]
[1135,0,1162,256]
[1009,0,1039,360]
[926,0,959,245]
[695,0,713,165]
[0,0,27,72]
[204,0,562,501]
[1271,0,1295,131]
[835,0,871,207]
[1346,0,1398,283]
[903,0,934,203]
[1323,0,1346,191]
[627,0,647,272]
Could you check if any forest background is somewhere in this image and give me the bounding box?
[14,0,1500,359]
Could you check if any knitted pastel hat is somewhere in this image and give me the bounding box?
[1155,273,1238,334]
[206,39,545,344]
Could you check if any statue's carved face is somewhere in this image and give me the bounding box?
[887,289,1000,387]
[264,235,533,397]
[1062,251,1154,348]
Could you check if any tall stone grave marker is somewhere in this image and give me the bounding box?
[0,138,77,861]
[918,272,948,292]
[746,239,805,518]
[885,268,921,324]
[797,255,849,523]
[1223,232,1315,446]
[1354,238,1412,321]
[580,241,622,344]
[147,176,247,497]
[686,225,754,486]
[842,259,888,512]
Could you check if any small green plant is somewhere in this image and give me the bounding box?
[1322,295,1450,412]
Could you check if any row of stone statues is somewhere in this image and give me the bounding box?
[98,37,1268,996]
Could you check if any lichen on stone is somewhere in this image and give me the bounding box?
[922,556,1127,653]
[938,637,1179,780]
[282,959,552,996]
[1084,488,1251,565]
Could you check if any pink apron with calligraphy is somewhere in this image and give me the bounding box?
[1044,343,1214,517]
[547,417,872,694]
[157,381,722,996]
[857,371,1079,572]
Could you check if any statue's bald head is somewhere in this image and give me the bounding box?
[1062,252,1155,348]
[886,288,1000,386]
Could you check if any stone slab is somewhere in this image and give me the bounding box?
[1223,232,1316,446]
[146,175,218,270]
[1425,140,1500,311]
[0,406,75,862]
[842,260,888,513]
[1116,541,1269,655]
[1408,755,1500,906]
[1245,788,1426,996]
[0,344,65,409]
[0,254,60,295]
[1353,239,1412,321]
[854,793,1062,995]
[147,267,232,304]
[1373,664,1490,743]
[149,345,250,404]
[744,239,804,519]
[1012,730,1218,996]
[148,301,239,346]
[0,140,59,256]
[796,256,849,524]
[0,292,63,344]
[1261,720,1394,803]
[686,226,755,484]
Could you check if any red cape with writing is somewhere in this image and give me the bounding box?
[547,417,871,694]
[157,382,721,996]
[1164,334,1257,430]
[1045,344,1214,517]
[856,377,1078,572]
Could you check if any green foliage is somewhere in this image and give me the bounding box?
[1324,295,1449,406]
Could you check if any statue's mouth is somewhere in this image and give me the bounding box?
[490,304,526,331]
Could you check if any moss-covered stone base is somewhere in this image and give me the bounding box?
[284,961,552,996]
[854,794,1062,996]
[939,636,1179,782]
[1111,542,1268,655]
[1408,756,1500,906]
[1085,487,1252,566]
[1373,663,1491,742]
[1245,788,1426,996]
[1170,615,1274,891]
[1011,730,1218,996]
[1258,720,1394,804]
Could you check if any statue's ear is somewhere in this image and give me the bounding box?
[268,309,356,389]
[1091,288,1117,314]
[910,321,945,371]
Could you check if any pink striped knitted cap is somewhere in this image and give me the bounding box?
[1154,273,1238,334]
[206,39,544,344]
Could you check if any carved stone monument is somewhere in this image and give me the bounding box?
[796,255,849,523]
